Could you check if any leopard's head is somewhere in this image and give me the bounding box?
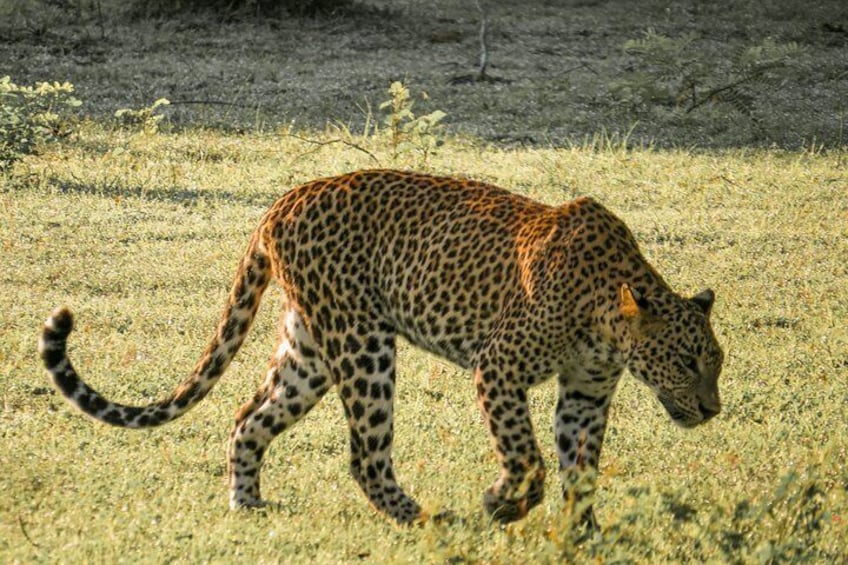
[619,284,724,429]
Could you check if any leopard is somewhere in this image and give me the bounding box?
[40,169,723,529]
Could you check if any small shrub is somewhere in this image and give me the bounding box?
[379,81,446,166]
[114,98,170,134]
[0,76,81,172]
[614,29,704,107]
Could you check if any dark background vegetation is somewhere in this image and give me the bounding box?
[2,0,847,149]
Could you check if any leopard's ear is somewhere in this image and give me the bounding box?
[691,289,715,316]
[620,284,663,335]
[619,283,649,320]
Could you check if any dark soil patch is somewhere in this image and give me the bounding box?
[2,0,846,148]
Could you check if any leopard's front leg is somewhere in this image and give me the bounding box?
[554,371,622,532]
[475,363,546,524]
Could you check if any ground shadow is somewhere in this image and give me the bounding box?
[42,176,275,207]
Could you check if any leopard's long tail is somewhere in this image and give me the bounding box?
[38,233,272,429]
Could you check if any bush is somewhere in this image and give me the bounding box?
[611,29,805,115]
[0,76,81,172]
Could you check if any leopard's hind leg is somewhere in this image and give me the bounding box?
[334,327,422,525]
[228,309,331,508]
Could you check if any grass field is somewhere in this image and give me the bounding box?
[2,0,848,562]
[2,123,846,563]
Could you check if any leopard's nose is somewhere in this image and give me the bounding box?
[698,401,720,421]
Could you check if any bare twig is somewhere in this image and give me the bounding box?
[96,0,106,41]
[685,74,758,114]
[447,1,510,84]
[286,133,380,165]
[556,61,597,78]
[685,63,783,114]
[167,99,255,109]
[475,0,489,81]
[18,516,40,549]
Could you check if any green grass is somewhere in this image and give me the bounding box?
[2,122,846,562]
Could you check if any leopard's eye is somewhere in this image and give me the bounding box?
[681,355,700,374]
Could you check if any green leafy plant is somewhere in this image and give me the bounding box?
[0,76,81,172]
[379,81,446,165]
[614,29,704,107]
[115,98,170,134]
[612,29,805,115]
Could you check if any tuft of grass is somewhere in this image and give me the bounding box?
[1,122,847,562]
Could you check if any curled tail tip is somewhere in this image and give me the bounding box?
[40,307,74,368]
[45,307,74,337]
